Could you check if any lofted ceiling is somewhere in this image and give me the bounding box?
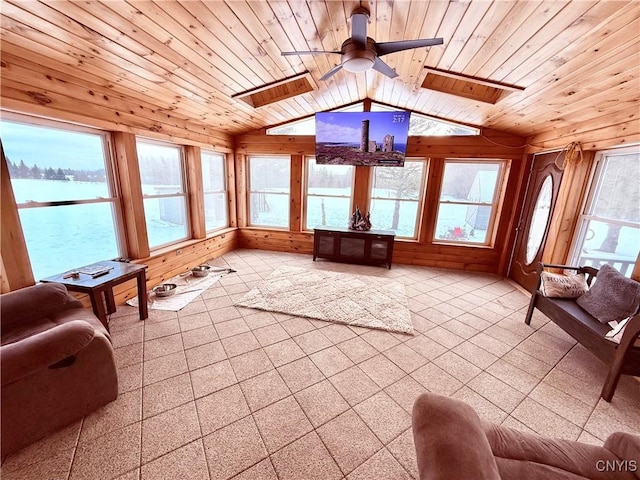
[1,0,639,141]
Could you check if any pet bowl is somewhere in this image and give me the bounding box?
[153,283,177,297]
[191,265,211,277]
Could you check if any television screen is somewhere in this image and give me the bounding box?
[315,111,411,166]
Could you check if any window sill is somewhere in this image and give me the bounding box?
[139,228,238,262]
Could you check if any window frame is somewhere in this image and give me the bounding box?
[3,113,126,277]
[368,158,429,240]
[136,137,190,249]
[433,159,506,246]
[303,156,355,231]
[569,145,640,276]
[246,154,291,229]
[201,149,229,233]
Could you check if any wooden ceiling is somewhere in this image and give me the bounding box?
[1,1,639,143]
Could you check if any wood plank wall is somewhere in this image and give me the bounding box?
[235,128,527,275]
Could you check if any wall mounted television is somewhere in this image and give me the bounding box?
[315,111,411,166]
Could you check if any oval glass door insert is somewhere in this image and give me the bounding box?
[526,176,553,265]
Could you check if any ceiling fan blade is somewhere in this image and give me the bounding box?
[281,50,341,56]
[320,64,344,81]
[350,7,369,44]
[375,38,444,56]
[371,58,398,78]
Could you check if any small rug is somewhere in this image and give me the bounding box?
[235,266,413,334]
[127,267,234,311]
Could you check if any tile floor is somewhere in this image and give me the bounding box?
[2,249,640,479]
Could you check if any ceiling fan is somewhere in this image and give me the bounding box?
[281,7,443,81]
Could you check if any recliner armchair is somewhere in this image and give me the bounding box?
[1,283,118,456]
[412,392,640,480]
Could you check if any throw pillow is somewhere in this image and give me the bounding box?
[576,264,640,323]
[540,271,589,298]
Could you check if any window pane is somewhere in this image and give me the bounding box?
[249,193,289,227]
[204,192,228,230]
[434,204,491,243]
[370,199,419,237]
[202,151,225,191]
[307,160,353,191]
[4,121,110,201]
[19,203,119,280]
[372,162,424,199]
[2,119,120,279]
[249,156,290,193]
[591,153,640,222]
[307,196,351,229]
[143,197,189,247]
[571,148,640,278]
[306,158,353,230]
[440,163,499,203]
[248,156,290,227]
[137,139,188,248]
[370,161,425,238]
[576,220,639,277]
[137,141,183,193]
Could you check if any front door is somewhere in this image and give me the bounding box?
[509,152,565,291]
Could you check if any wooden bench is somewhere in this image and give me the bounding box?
[525,263,640,402]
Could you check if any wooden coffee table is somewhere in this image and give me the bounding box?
[41,260,148,331]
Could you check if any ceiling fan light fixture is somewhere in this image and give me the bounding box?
[342,56,375,73]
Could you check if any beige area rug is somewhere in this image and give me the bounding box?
[235,266,414,334]
[126,267,234,311]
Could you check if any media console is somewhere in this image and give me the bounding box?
[313,227,395,269]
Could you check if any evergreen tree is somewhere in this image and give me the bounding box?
[18,160,30,178]
[56,167,68,180]
[7,159,19,178]
[31,164,41,179]
[45,167,55,180]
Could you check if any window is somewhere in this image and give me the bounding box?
[305,157,354,230]
[201,150,228,232]
[434,160,504,244]
[570,146,640,277]
[137,139,189,248]
[2,118,122,280]
[267,102,478,136]
[248,155,290,227]
[369,160,427,238]
[371,103,479,136]
[266,103,364,135]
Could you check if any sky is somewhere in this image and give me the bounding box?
[316,111,411,144]
[1,120,105,170]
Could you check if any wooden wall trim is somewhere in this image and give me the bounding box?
[419,158,443,244]
[544,151,594,265]
[0,142,35,291]
[234,154,248,228]
[290,155,303,232]
[185,145,206,239]
[226,152,238,229]
[112,132,150,259]
[352,166,372,216]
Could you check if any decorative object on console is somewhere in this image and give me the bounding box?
[235,266,413,334]
[349,205,372,231]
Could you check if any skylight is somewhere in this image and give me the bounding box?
[267,102,478,136]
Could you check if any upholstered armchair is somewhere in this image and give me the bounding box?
[1,283,118,456]
[412,392,640,480]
